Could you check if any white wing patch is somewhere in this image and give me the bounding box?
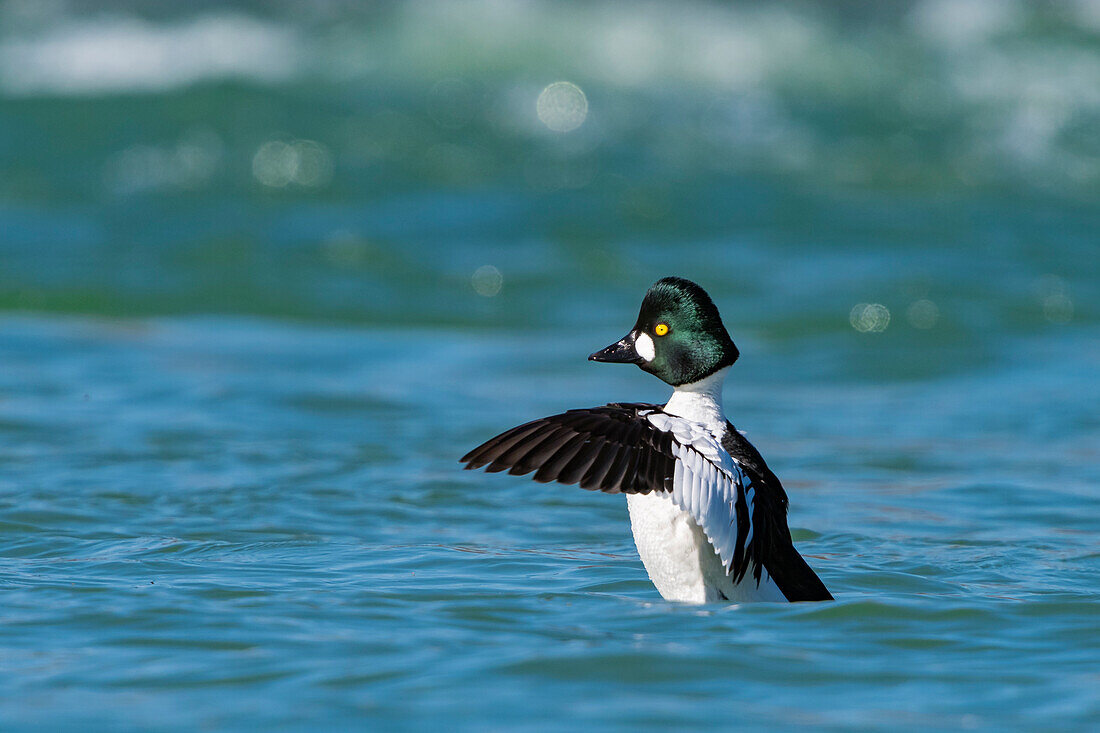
[642,410,754,577]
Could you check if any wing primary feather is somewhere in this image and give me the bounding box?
[602,444,636,493]
[729,483,751,582]
[532,433,589,483]
[634,442,663,494]
[505,426,575,475]
[491,424,571,473]
[556,437,605,485]
[579,443,622,491]
[628,444,649,493]
[461,421,546,468]
[488,426,575,473]
[648,444,669,494]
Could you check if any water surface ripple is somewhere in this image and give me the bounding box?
[0,317,1097,730]
[3,1,1100,729]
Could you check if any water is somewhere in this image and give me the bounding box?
[1,1,1099,730]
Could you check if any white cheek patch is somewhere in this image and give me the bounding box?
[635,332,656,362]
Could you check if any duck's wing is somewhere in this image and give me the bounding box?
[721,425,833,601]
[461,403,765,586]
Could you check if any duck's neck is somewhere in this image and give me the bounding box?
[663,367,729,429]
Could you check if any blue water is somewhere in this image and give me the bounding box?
[2,1,1099,730]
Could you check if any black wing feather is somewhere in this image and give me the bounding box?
[462,421,544,469]
[532,432,590,483]
[601,442,636,494]
[506,426,571,475]
[579,442,622,491]
[557,438,605,485]
[463,403,667,493]
[722,423,833,601]
[494,426,563,473]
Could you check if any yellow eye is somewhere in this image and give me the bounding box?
[654,323,669,336]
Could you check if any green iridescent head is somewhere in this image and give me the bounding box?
[589,277,739,386]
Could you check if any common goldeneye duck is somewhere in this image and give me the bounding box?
[461,277,832,603]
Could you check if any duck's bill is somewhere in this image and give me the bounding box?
[589,333,643,363]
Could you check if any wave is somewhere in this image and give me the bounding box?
[0,12,299,94]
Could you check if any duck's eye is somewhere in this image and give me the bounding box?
[654,323,669,336]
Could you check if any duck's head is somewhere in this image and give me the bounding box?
[589,277,739,387]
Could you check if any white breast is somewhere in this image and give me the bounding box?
[626,491,714,602]
[626,492,786,603]
[625,368,788,603]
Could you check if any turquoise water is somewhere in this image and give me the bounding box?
[2,1,1099,730]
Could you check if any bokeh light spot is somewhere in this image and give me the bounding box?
[536,81,588,133]
[103,128,223,195]
[471,265,503,297]
[252,140,296,187]
[291,140,334,187]
[1043,294,1074,324]
[850,303,891,333]
[906,299,939,329]
[1037,275,1073,324]
[252,139,333,188]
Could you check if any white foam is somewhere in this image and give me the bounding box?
[0,13,299,95]
[3,0,1097,195]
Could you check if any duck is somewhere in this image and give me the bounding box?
[461,277,832,603]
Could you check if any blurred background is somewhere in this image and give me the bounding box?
[1,0,1098,730]
[2,0,1096,332]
